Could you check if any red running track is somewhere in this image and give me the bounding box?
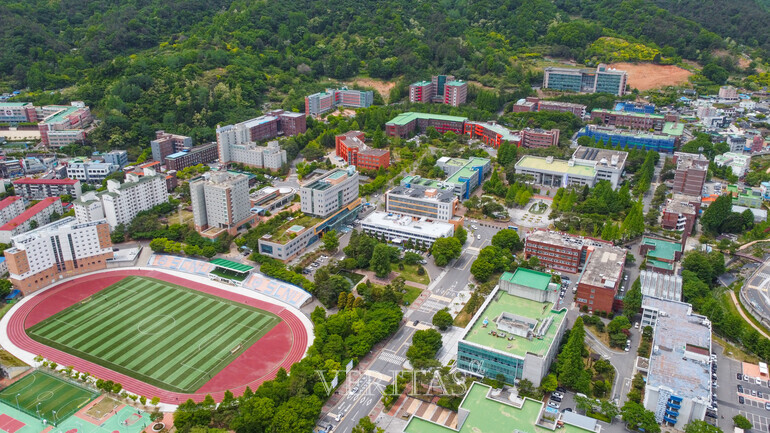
[5,269,309,404]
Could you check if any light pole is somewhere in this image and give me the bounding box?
[52,410,57,425]
[37,402,41,417]
[15,393,20,410]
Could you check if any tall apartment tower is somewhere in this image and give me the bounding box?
[216,118,290,170]
[431,75,454,102]
[409,81,434,103]
[300,167,360,218]
[672,152,709,196]
[190,172,251,232]
[443,81,467,107]
[4,217,113,293]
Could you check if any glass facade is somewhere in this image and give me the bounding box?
[457,341,524,384]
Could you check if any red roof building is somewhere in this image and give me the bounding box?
[0,196,25,225]
[11,177,82,200]
[335,131,390,171]
[0,197,63,243]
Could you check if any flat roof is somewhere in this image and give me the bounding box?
[404,382,597,433]
[166,151,189,159]
[641,237,682,261]
[584,125,674,141]
[580,246,626,289]
[515,155,596,178]
[500,268,552,291]
[463,288,566,357]
[468,121,520,141]
[386,111,468,126]
[388,184,456,203]
[664,195,698,215]
[644,296,711,402]
[445,157,490,184]
[572,145,628,167]
[41,105,83,125]
[592,108,665,120]
[362,211,454,238]
[263,214,323,244]
[209,258,253,273]
[662,122,684,136]
[411,81,431,86]
[0,102,32,107]
[446,80,465,86]
[526,230,612,251]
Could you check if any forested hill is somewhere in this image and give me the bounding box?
[650,0,770,54]
[0,0,762,156]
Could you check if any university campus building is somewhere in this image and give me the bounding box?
[543,64,627,96]
[514,146,628,190]
[305,87,374,116]
[335,131,390,171]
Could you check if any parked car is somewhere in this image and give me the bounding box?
[738,385,744,393]
[765,402,770,411]
[548,401,560,409]
[634,322,639,329]
[752,390,757,397]
[737,374,742,381]
[739,396,745,404]
[552,392,564,399]
[551,396,562,402]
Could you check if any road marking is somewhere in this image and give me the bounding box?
[364,370,393,382]
[378,352,406,366]
[430,294,453,303]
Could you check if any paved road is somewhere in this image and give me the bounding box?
[713,344,770,432]
[319,223,500,432]
[742,260,770,331]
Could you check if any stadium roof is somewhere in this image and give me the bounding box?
[209,258,253,273]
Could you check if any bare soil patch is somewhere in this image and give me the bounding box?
[609,62,693,91]
[344,78,395,102]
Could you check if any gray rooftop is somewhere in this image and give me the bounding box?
[664,194,699,215]
[526,230,612,251]
[388,184,456,203]
[571,146,628,168]
[644,296,712,401]
[580,245,627,289]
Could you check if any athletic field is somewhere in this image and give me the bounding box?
[27,276,281,393]
[0,370,98,425]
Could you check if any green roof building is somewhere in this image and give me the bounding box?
[404,382,599,433]
[640,237,682,274]
[456,274,567,387]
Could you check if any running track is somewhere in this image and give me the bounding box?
[5,270,309,404]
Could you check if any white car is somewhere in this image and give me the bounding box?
[477,234,481,240]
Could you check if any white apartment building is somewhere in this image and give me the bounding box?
[216,120,288,170]
[361,211,454,247]
[386,185,457,221]
[4,217,113,293]
[66,161,119,184]
[300,168,360,218]
[72,167,169,229]
[0,197,64,243]
[0,197,25,225]
[190,172,251,232]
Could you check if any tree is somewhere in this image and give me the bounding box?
[622,401,661,433]
[403,251,422,265]
[149,238,167,253]
[540,373,558,393]
[733,415,752,430]
[140,396,147,406]
[685,420,723,433]
[29,220,38,229]
[352,416,384,433]
[623,278,642,319]
[431,237,462,266]
[0,279,11,298]
[620,201,644,239]
[701,195,732,234]
[432,308,453,331]
[406,329,443,366]
[371,243,392,278]
[491,229,523,253]
[557,317,590,393]
[455,226,468,245]
[323,230,339,252]
[230,396,276,433]
[151,396,160,406]
[702,63,729,84]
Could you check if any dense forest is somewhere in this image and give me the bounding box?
[0,0,766,157]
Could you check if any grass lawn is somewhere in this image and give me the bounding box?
[728,289,770,337]
[0,349,27,367]
[403,286,422,305]
[453,310,473,328]
[397,264,430,286]
[713,334,759,363]
[339,270,365,286]
[0,370,98,424]
[0,302,15,321]
[27,276,281,393]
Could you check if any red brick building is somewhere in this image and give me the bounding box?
[335,131,390,171]
[660,194,700,240]
[672,152,709,196]
[464,122,520,148]
[520,128,560,148]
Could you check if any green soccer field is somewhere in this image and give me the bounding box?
[27,276,281,393]
[0,370,98,424]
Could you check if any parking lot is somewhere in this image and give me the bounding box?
[713,345,770,431]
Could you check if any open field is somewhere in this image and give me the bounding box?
[0,370,97,424]
[344,77,395,102]
[608,62,692,91]
[27,276,281,393]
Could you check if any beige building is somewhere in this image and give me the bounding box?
[4,217,113,293]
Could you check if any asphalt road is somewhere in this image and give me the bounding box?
[742,260,770,327]
[318,222,496,432]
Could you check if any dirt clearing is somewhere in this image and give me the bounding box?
[609,63,693,91]
[344,78,395,102]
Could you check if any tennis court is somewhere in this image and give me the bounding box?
[0,371,97,426]
[26,276,281,393]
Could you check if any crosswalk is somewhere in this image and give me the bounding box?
[379,351,406,365]
[418,299,446,314]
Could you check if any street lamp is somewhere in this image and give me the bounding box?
[52,410,57,425]
[15,393,20,410]
[37,402,41,417]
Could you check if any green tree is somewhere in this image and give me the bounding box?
[622,401,661,433]
[432,308,453,331]
[29,220,38,229]
[702,63,729,84]
[491,229,523,253]
[454,226,468,245]
[431,237,462,266]
[406,329,443,366]
[733,415,752,430]
[701,195,732,234]
[557,317,590,392]
[149,238,167,252]
[371,243,392,278]
[684,420,723,433]
[620,201,644,239]
[540,373,558,393]
[230,397,275,433]
[352,416,384,433]
[0,279,12,298]
[623,278,642,319]
[323,230,339,252]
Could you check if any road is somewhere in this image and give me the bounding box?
[713,343,770,432]
[319,223,501,433]
[741,259,770,332]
